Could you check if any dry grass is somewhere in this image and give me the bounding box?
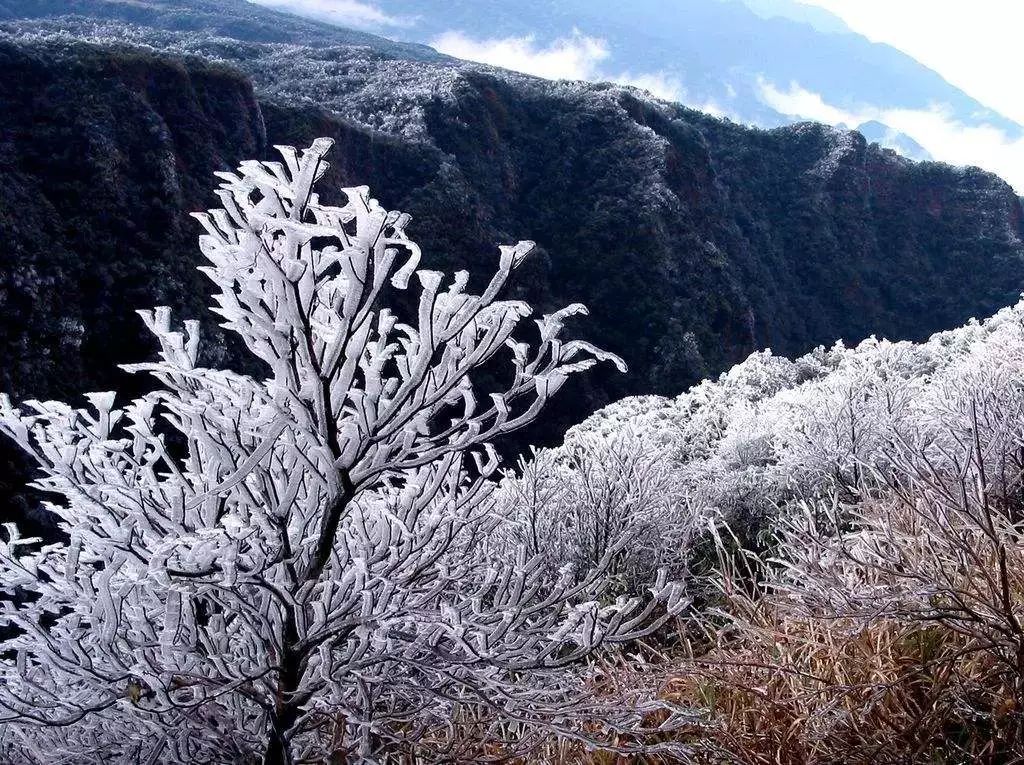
[528,426,1024,762]
[379,406,1024,763]
[665,598,1010,763]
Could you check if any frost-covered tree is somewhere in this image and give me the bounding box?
[0,139,687,764]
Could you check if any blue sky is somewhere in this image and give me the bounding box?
[798,1,1024,125]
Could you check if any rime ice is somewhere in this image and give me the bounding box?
[0,139,686,763]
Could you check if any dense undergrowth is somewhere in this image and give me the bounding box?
[484,298,1024,762]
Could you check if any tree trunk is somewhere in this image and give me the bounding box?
[263,612,304,765]
[265,487,355,763]
[263,733,289,765]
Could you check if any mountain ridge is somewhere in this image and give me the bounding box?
[1,27,1021,415]
[0,0,442,57]
[327,0,1021,137]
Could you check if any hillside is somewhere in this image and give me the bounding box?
[1,3,1024,522]
[489,295,1024,762]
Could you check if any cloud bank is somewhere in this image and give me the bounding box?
[432,30,609,81]
[760,78,1024,192]
[430,30,691,104]
[248,0,409,30]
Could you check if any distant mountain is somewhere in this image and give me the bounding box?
[257,0,1023,163]
[853,121,932,162]
[0,0,441,57]
[738,0,854,35]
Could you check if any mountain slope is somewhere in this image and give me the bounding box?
[1,27,1022,431]
[2,4,1024,523]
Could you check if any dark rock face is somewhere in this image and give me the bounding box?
[0,42,265,401]
[1,30,1024,524]
[0,42,268,530]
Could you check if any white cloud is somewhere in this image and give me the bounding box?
[431,30,609,81]
[248,0,409,30]
[796,1,1024,127]
[758,77,858,126]
[613,71,686,103]
[693,100,732,120]
[431,30,733,118]
[759,78,1024,192]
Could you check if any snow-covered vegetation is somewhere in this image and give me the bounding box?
[0,140,687,763]
[568,303,1024,538]
[3,135,1024,762]
[504,297,1024,760]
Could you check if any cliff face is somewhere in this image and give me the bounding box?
[0,42,265,401]
[0,42,269,528]
[1,34,1023,521]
